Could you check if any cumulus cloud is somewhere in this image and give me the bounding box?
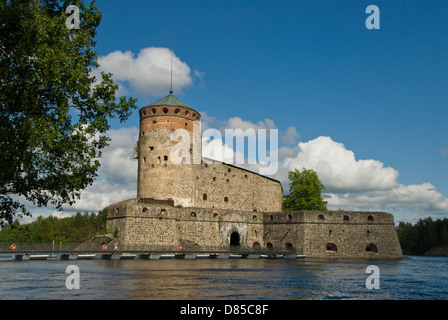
[95,47,200,97]
[281,136,399,193]
[62,127,139,213]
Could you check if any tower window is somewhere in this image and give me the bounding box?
[164,155,168,161]
[203,193,207,200]
[224,197,229,203]
[149,146,154,151]
[318,214,325,220]
[151,108,156,114]
[191,212,197,218]
[163,107,168,114]
[175,108,180,114]
[368,215,375,221]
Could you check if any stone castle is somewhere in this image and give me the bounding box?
[106,94,403,259]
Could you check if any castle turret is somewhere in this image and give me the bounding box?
[137,94,202,207]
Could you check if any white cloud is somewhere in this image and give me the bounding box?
[281,136,399,193]
[63,127,139,213]
[96,47,196,97]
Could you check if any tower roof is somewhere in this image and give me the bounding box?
[146,94,193,110]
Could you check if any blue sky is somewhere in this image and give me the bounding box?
[22,0,448,224]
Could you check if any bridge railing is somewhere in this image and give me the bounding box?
[0,243,296,255]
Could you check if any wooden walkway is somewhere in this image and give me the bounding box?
[0,243,304,261]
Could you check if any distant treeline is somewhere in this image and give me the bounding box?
[0,208,109,244]
[396,217,448,255]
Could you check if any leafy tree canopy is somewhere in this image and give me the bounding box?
[283,168,328,211]
[0,0,138,225]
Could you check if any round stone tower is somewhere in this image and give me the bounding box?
[137,94,202,207]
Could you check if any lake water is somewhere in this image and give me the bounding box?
[0,255,447,300]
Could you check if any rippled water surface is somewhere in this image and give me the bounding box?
[0,255,447,300]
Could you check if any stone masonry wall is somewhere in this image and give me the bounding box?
[107,202,402,259]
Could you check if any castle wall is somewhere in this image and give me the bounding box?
[194,162,283,212]
[107,201,402,259]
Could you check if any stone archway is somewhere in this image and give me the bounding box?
[230,231,240,247]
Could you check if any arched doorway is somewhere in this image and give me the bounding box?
[230,231,240,247]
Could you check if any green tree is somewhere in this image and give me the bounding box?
[0,0,137,225]
[283,168,327,211]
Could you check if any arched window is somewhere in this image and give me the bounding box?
[224,197,229,203]
[366,243,378,253]
[252,242,261,251]
[318,214,325,221]
[326,242,338,252]
[343,215,350,221]
[203,193,207,200]
[285,242,293,252]
[368,215,375,221]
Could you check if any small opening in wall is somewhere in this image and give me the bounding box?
[244,174,248,179]
[224,197,229,203]
[186,110,189,116]
[366,243,378,252]
[343,215,350,221]
[142,110,146,116]
[213,177,216,181]
[163,107,168,114]
[285,242,293,252]
[203,193,207,200]
[142,208,148,213]
[153,120,156,124]
[143,157,146,163]
[288,213,293,220]
[252,242,261,251]
[149,146,154,151]
[228,168,231,173]
[368,215,375,221]
[175,108,180,114]
[269,215,274,221]
[164,155,168,161]
[266,242,274,252]
[318,214,325,220]
[367,230,371,237]
[329,230,333,237]
[213,213,219,218]
[326,242,338,252]
[252,215,257,220]
[151,108,156,114]
[191,212,197,218]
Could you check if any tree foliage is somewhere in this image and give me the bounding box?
[0,207,108,243]
[0,0,138,225]
[282,168,327,211]
[396,217,448,255]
